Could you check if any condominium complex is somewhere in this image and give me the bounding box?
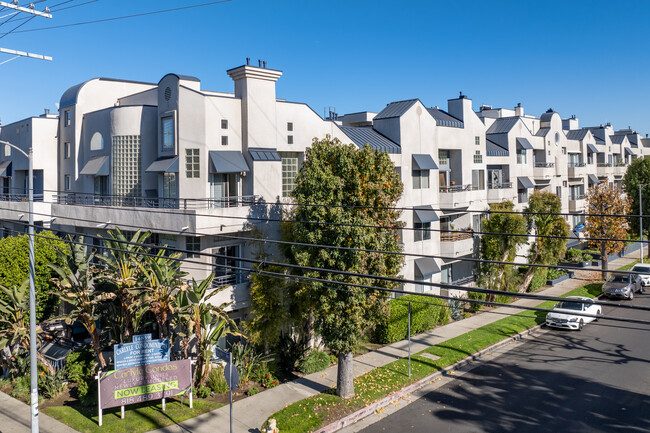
[0,62,647,318]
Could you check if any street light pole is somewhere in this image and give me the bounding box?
[0,140,37,432]
[641,184,644,264]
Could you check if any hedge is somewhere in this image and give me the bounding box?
[373,294,450,344]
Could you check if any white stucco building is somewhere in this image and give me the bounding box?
[0,62,646,317]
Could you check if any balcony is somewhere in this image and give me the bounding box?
[596,162,612,177]
[569,195,585,212]
[54,193,261,210]
[439,184,472,208]
[612,162,627,176]
[533,162,555,179]
[567,162,587,177]
[440,230,475,258]
[486,182,515,203]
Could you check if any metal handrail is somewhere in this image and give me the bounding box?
[597,162,612,167]
[487,182,512,190]
[440,184,472,193]
[534,162,555,168]
[569,195,585,201]
[53,193,261,209]
[568,162,586,168]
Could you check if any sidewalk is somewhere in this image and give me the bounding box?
[150,251,640,433]
[0,253,639,433]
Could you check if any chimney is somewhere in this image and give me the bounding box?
[514,103,524,117]
[447,92,472,122]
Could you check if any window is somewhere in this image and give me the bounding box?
[281,152,300,197]
[472,170,485,190]
[562,147,567,155]
[186,236,200,258]
[64,142,71,159]
[414,222,431,242]
[93,176,109,202]
[163,173,177,198]
[221,135,228,146]
[3,144,9,157]
[555,132,560,143]
[517,148,526,164]
[287,122,293,131]
[64,110,71,127]
[438,150,449,166]
[221,119,228,129]
[563,181,568,187]
[412,169,430,189]
[475,136,480,146]
[90,132,104,151]
[210,173,238,208]
[185,148,200,178]
[288,135,294,145]
[556,186,562,198]
[569,184,585,200]
[415,274,432,293]
[473,151,482,164]
[161,116,175,152]
[112,135,142,204]
[64,175,70,191]
[213,245,242,285]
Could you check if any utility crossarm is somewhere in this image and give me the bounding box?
[0,46,52,61]
[0,1,52,18]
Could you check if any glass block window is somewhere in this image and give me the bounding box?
[475,136,480,146]
[473,151,483,164]
[186,236,200,258]
[185,148,200,178]
[161,116,174,152]
[111,135,142,203]
[281,152,300,197]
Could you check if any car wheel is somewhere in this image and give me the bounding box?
[640,286,645,295]
[578,319,584,330]
[595,310,601,321]
[629,290,634,300]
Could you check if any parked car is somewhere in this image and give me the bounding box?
[545,296,601,331]
[602,272,643,300]
[631,264,650,287]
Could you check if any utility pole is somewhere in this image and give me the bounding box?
[0,1,53,64]
[0,5,52,433]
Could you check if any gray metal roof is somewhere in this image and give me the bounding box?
[374,99,419,120]
[414,257,440,278]
[158,73,200,84]
[487,133,509,150]
[145,156,179,173]
[486,117,519,134]
[249,148,281,161]
[209,151,250,173]
[625,147,636,156]
[0,160,11,177]
[585,127,606,143]
[566,129,589,140]
[427,108,464,128]
[610,135,626,145]
[516,137,533,150]
[339,126,401,154]
[518,176,535,189]
[486,139,509,156]
[534,128,550,137]
[540,110,555,123]
[80,156,109,176]
[412,154,438,170]
[413,205,439,223]
[588,174,600,184]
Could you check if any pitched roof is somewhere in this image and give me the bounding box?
[486,117,519,134]
[427,108,463,128]
[535,127,550,137]
[566,129,589,140]
[610,135,626,144]
[374,99,419,120]
[486,133,509,150]
[339,126,401,154]
[486,138,509,156]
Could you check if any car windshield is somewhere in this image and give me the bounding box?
[556,301,583,310]
[633,266,650,273]
[610,275,629,283]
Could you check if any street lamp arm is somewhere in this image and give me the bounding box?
[0,139,29,159]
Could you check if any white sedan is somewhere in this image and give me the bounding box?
[631,264,650,287]
[545,296,601,331]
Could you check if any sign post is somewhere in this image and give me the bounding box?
[408,301,412,377]
[220,348,239,433]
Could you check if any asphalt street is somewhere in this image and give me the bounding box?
[359,294,650,433]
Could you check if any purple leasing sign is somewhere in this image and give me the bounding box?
[99,359,192,410]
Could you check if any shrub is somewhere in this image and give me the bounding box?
[251,360,271,383]
[329,354,337,365]
[583,254,593,262]
[261,373,279,388]
[65,349,96,401]
[448,297,464,321]
[528,268,548,292]
[298,350,330,375]
[196,385,211,398]
[246,386,260,396]
[206,367,229,394]
[39,369,67,399]
[373,295,450,344]
[275,334,309,374]
[11,374,30,401]
[467,290,486,312]
[547,268,567,280]
[566,249,583,263]
[231,341,271,385]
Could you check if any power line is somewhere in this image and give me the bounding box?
[0,0,234,35]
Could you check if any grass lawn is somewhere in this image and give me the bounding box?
[43,397,223,433]
[267,282,604,433]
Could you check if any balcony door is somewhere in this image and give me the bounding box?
[210,173,238,208]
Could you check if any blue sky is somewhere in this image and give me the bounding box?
[1,0,649,134]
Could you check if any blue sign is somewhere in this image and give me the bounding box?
[114,334,170,370]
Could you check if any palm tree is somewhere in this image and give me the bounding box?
[140,249,187,339]
[49,237,108,369]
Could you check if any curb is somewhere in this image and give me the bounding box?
[314,324,545,433]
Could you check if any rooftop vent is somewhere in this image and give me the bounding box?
[546,108,554,113]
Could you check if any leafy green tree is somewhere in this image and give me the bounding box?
[49,238,109,369]
[623,157,650,250]
[0,231,66,321]
[520,191,570,291]
[477,201,527,302]
[585,183,630,278]
[282,136,403,399]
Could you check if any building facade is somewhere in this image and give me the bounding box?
[0,62,647,317]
